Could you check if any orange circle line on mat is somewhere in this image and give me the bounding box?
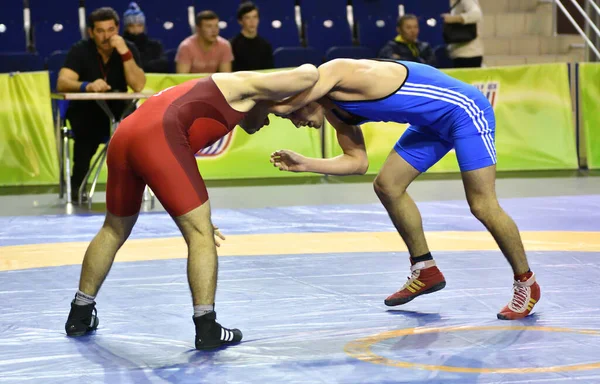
[344,325,600,374]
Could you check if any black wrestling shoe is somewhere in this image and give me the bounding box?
[194,311,242,350]
[65,300,99,337]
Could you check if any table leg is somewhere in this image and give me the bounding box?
[63,128,72,204]
[55,99,65,200]
[78,100,117,206]
[78,99,139,207]
[78,143,105,205]
[87,146,108,209]
[59,130,65,200]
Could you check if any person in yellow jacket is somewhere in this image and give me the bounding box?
[378,14,436,67]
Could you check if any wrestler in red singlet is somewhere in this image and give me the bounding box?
[106,77,246,217]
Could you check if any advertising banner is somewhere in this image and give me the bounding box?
[579,63,600,169]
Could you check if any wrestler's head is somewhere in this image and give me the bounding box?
[286,102,325,129]
[238,102,271,134]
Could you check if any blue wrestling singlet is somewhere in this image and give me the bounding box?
[330,60,496,172]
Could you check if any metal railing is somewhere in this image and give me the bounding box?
[553,0,600,61]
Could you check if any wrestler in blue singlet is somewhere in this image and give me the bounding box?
[331,60,496,172]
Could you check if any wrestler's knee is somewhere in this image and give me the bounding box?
[373,174,406,202]
[102,212,138,245]
[468,196,501,224]
[174,202,214,245]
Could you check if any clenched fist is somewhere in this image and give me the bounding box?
[85,79,111,92]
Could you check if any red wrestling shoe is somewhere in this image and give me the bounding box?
[497,272,540,320]
[384,260,446,306]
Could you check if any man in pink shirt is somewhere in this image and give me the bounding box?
[175,10,234,73]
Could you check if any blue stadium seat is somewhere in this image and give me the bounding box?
[0,52,45,73]
[30,0,81,60]
[253,0,300,49]
[46,50,70,133]
[85,0,192,51]
[434,44,453,69]
[353,0,448,54]
[193,0,238,40]
[0,1,26,52]
[46,50,69,90]
[401,0,447,48]
[300,0,352,56]
[134,0,193,50]
[165,48,177,73]
[84,0,132,18]
[352,0,399,54]
[273,46,322,68]
[324,46,376,61]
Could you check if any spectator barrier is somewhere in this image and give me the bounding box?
[0,63,594,186]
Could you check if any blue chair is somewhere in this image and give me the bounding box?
[253,0,300,49]
[0,52,44,73]
[45,49,72,201]
[132,0,193,50]
[0,1,26,52]
[84,0,133,16]
[46,49,70,130]
[352,0,398,54]
[434,44,453,69]
[300,0,352,57]
[30,0,81,59]
[46,50,69,89]
[401,0,447,49]
[273,46,322,68]
[84,0,192,52]
[165,48,177,73]
[324,46,375,61]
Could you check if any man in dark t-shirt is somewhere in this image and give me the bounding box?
[230,2,273,72]
[57,7,146,202]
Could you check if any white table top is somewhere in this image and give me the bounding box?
[51,92,153,100]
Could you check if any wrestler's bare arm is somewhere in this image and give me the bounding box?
[247,64,320,101]
[213,64,319,104]
[277,108,368,176]
[269,60,405,114]
[268,60,345,115]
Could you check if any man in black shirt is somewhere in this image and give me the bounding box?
[122,2,169,73]
[57,7,146,202]
[230,2,274,72]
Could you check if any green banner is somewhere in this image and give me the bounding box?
[579,63,600,169]
[0,72,58,186]
[326,63,578,173]
[0,64,582,187]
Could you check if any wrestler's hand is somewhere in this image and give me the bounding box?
[109,35,130,55]
[270,150,307,172]
[213,225,226,247]
[86,79,111,92]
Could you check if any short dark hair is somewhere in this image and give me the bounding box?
[196,10,219,26]
[397,14,418,29]
[88,7,120,30]
[237,1,259,20]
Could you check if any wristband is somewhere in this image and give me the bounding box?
[120,50,133,62]
[80,81,89,92]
